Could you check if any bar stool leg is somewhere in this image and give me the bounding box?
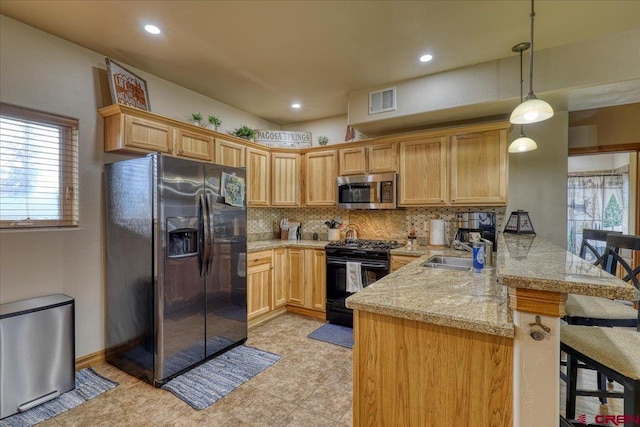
[566,353,578,420]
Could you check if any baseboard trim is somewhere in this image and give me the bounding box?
[75,349,105,371]
[285,305,326,321]
[248,307,287,329]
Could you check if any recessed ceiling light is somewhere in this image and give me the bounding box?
[144,24,161,35]
[419,54,433,63]
[291,103,301,109]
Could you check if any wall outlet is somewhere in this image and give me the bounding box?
[424,221,428,231]
[258,219,264,228]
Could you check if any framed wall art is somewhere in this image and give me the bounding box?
[105,58,151,111]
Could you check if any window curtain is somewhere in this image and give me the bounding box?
[567,171,628,256]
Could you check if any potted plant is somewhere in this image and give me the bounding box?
[190,113,202,127]
[207,115,221,131]
[230,125,256,141]
[324,217,342,241]
[318,135,329,146]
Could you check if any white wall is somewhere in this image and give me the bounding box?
[0,15,277,358]
[567,152,631,172]
[507,112,569,248]
[281,114,367,146]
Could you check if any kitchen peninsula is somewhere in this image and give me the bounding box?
[346,234,638,427]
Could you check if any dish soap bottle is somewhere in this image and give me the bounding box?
[473,240,484,273]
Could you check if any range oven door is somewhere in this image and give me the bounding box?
[325,254,390,327]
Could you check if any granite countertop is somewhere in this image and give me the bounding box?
[346,247,515,338]
[497,233,639,301]
[347,234,638,338]
[248,239,329,252]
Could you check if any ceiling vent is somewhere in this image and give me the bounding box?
[369,87,396,115]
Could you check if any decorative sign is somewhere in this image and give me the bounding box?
[254,130,312,148]
[105,58,151,111]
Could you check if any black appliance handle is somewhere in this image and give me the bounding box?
[326,257,388,269]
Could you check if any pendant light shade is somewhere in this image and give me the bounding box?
[509,131,538,153]
[510,0,553,125]
[510,95,554,125]
[509,41,538,153]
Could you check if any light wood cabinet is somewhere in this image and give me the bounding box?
[215,138,246,167]
[339,146,367,175]
[247,250,272,321]
[246,147,270,207]
[174,127,213,161]
[272,248,287,309]
[450,129,508,205]
[305,249,326,311]
[353,310,513,427]
[398,137,448,206]
[304,150,337,206]
[391,254,420,271]
[271,152,300,206]
[122,115,173,154]
[339,142,397,175]
[367,142,397,173]
[287,248,305,306]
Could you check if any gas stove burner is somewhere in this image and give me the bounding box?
[327,239,400,251]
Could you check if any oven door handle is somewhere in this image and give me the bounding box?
[326,258,388,269]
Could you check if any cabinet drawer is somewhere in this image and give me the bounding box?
[248,250,273,268]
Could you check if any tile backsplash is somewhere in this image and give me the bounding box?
[248,206,506,244]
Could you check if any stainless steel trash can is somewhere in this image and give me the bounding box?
[0,294,75,419]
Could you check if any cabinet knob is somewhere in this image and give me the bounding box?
[168,147,173,153]
[179,149,184,154]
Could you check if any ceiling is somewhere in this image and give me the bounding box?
[1,1,639,126]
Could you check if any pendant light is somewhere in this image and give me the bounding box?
[510,0,554,125]
[509,42,537,153]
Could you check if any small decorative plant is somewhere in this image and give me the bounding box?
[190,113,202,126]
[324,217,341,229]
[207,115,222,130]
[230,125,256,141]
[318,135,329,146]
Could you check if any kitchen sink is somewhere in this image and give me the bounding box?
[421,255,473,271]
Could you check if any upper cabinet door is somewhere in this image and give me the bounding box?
[367,142,397,173]
[450,129,508,205]
[271,152,300,206]
[124,115,173,154]
[246,147,271,207]
[174,127,213,161]
[339,147,367,175]
[304,150,337,206]
[398,137,448,206]
[215,138,246,167]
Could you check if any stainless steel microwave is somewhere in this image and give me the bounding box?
[337,173,397,209]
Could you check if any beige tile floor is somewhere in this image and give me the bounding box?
[18,312,626,427]
[37,313,353,427]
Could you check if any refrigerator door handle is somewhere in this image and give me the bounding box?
[206,193,215,273]
[200,194,210,276]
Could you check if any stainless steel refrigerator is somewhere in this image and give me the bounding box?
[105,153,247,386]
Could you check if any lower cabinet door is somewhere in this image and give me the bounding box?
[247,263,271,320]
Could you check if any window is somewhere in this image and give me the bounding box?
[0,103,79,228]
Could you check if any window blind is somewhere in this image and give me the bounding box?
[0,103,79,228]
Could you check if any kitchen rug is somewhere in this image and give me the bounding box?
[0,368,118,427]
[308,323,354,349]
[161,345,280,410]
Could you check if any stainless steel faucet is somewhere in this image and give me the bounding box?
[452,240,473,252]
[480,238,494,267]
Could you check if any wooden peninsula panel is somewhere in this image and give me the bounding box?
[353,310,513,427]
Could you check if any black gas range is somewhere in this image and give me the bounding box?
[325,239,399,327]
